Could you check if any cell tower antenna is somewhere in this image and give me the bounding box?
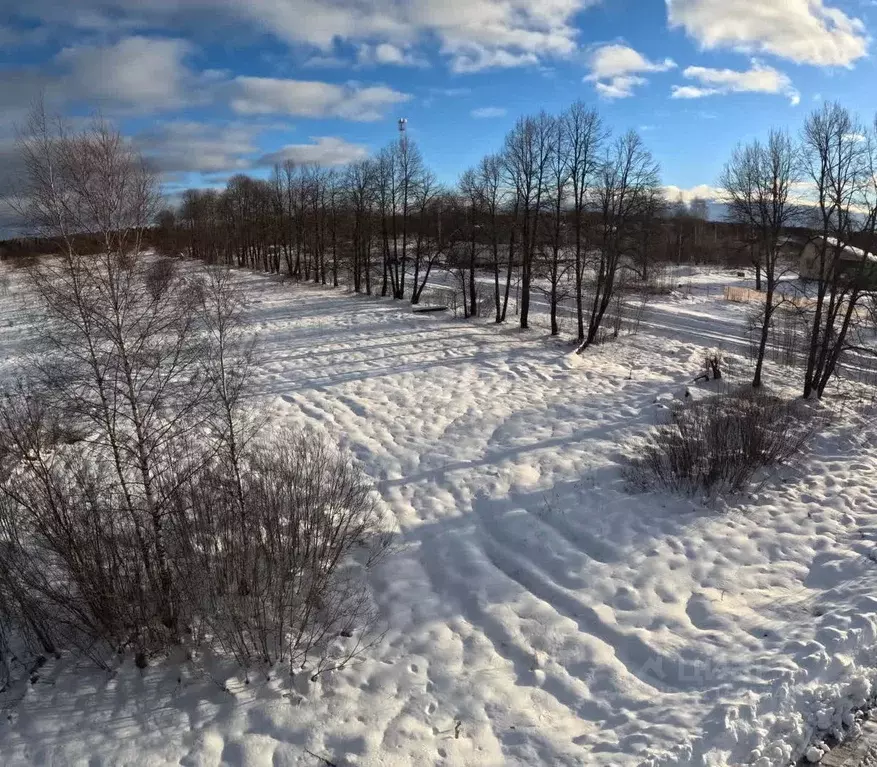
[397,117,408,150]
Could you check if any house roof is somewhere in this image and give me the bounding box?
[816,236,877,263]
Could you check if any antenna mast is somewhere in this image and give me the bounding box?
[397,117,408,150]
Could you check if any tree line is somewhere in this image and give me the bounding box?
[10,99,872,397]
[163,99,877,397]
[159,101,738,348]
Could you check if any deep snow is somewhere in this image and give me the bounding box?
[2,263,877,766]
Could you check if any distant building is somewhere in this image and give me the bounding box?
[798,236,877,284]
[776,234,807,258]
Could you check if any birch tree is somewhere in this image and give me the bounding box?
[563,102,606,341]
[721,129,798,387]
[578,130,660,351]
[800,103,877,398]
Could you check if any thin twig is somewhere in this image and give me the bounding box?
[304,748,338,767]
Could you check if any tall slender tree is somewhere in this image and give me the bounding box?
[800,103,877,398]
[578,130,660,351]
[503,113,555,329]
[564,102,606,341]
[721,129,799,387]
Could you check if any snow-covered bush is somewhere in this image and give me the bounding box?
[626,390,817,496]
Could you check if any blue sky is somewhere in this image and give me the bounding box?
[1,0,876,204]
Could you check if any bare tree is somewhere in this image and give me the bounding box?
[631,186,665,284]
[375,145,397,297]
[10,106,200,655]
[459,167,485,318]
[564,102,607,341]
[540,114,572,336]
[578,130,661,351]
[409,170,442,304]
[326,168,341,286]
[15,104,158,257]
[345,158,377,294]
[503,113,555,329]
[476,154,508,323]
[721,129,799,387]
[391,135,424,300]
[303,165,329,284]
[180,188,223,263]
[689,197,709,222]
[799,103,877,398]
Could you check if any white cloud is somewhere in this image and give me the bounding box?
[229,77,410,121]
[449,47,540,74]
[587,44,677,80]
[56,37,201,112]
[135,122,258,174]
[257,136,369,166]
[112,122,369,175]
[470,106,507,118]
[585,44,676,99]
[357,43,427,67]
[664,183,725,203]
[671,61,800,104]
[133,122,370,175]
[0,36,203,122]
[19,0,603,73]
[667,0,868,67]
[594,75,648,99]
[0,41,409,126]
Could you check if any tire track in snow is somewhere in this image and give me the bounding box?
[414,520,612,733]
[522,504,621,566]
[472,501,684,696]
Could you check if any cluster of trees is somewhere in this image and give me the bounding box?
[0,108,389,679]
[164,101,734,348]
[166,99,877,397]
[7,99,874,399]
[721,102,877,397]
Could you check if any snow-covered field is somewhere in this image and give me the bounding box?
[3,263,877,766]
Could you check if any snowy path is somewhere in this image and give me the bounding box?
[423,268,757,356]
[3,268,877,766]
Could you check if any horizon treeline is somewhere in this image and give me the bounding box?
[147,100,746,344]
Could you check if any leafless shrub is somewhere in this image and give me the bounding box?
[744,302,877,388]
[172,427,390,672]
[695,350,724,382]
[746,304,807,370]
[445,283,465,318]
[610,277,650,339]
[0,107,389,682]
[475,284,495,319]
[637,264,674,296]
[0,385,184,666]
[0,262,389,676]
[145,256,179,301]
[626,390,818,496]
